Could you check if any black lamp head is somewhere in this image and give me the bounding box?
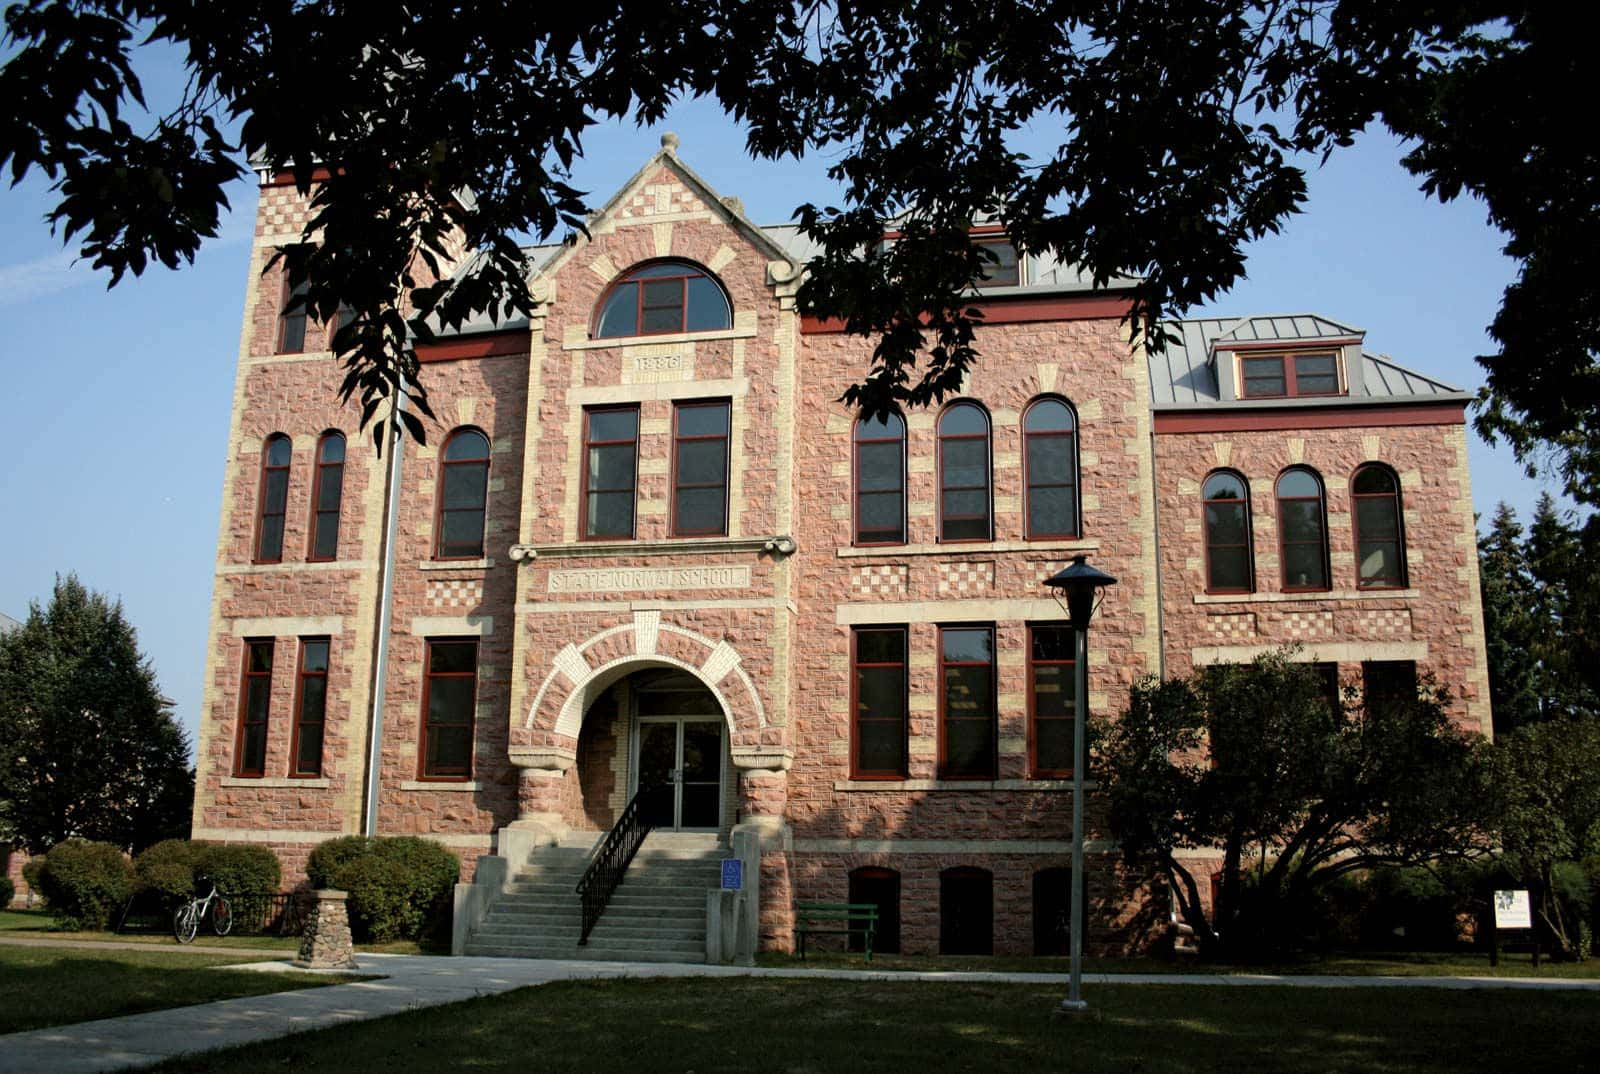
[1044,554,1118,627]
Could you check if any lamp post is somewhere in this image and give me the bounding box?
[1043,553,1116,1014]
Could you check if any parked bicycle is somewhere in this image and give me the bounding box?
[173,876,233,944]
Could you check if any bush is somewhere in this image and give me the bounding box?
[21,857,44,898]
[305,836,459,942]
[132,840,282,901]
[0,875,14,908]
[33,840,134,930]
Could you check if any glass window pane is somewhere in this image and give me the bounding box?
[248,644,273,674]
[589,409,638,443]
[1029,487,1076,537]
[631,263,691,279]
[596,289,640,337]
[1280,499,1324,541]
[858,721,905,773]
[428,677,475,725]
[427,726,472,773]
[263,470,289,514]
[303,641,329,673]
[680,783,720,828]
[280,315,306,353]
[439,511,483,557]
[299,674,327,722]
[429,642,476,676]
[1206,502,1247,544]
[1356,498,1399,539]
[317,466,344,511]
[266,438,292,466]
[684,277,731,331]
[977,241,1019,286]
[1353,468,1396,495]
[1024,400,1073,433]
[855,414,905,441]
[857,666,906,719]
[857,442,903,492]
[1027,436,1072,484]
[1032,664,1074,722]
[1283,545,1328,589]
[1277,470,1320,499]
[443,464,487,509]
[257,517,284,560]
[240,724,267,775]
[641,306,682,333]
[675,487,725,534]
[943,629,993,663]
[1035,719,1072,773]
[677,403,729,438]
[1031,627,1072,663]
[1297,372,1338,394]
[642,279,682,307]
[676,439,727,485]
[943,514,989,541]
[1209,547,1251,590]
[245,676,272,721]
[1203,473,1245,500]
[589,491,634,537]
[588,443,636,492]
[857,630,906,665]
[944,722,993,774]
[319,436,345,464]
[943,489,987,521]
[940,404,987,437]
[444,432,488,462]
[858,490,903,530]
[295,723,324,775]
[1358,543,1402,584]
[942,439,988,486]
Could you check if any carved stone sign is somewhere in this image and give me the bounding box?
[623,350,692,383]
[547,564,751,594]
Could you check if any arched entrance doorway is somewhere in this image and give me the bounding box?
[630,669,727,831]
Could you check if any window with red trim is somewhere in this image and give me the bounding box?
[308,432,345,561]
[421,639,477,779]
[939,625,995,780]
[289,638,329,777]
[582,407,639,539]
[278,270,308,353]
[1276,467,1329,591]
[1023,397,1078,539]
[1362,660,1417,714]
[938,402,991,541]
[1202,470,1253,593]
[234,639,273,777]
[671,400,730,537]
[255,435,292,563]
[1028,625,1076,778]
[1352,465,1407,589]
[974,239,1021,287]
[852,627,908,779]
[594,261,732,338]
[436,429,489,559]
[1239,352,1341,398]
[854,413,906,545]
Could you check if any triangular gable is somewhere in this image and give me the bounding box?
[1209,313,1365,355]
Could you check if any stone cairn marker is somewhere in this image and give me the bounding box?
[295,889,358,969]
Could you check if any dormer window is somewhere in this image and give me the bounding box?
[594,261,732,338]
[1239,352,1341,398]
[974,238,1021,288]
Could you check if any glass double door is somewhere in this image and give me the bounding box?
[635,717,724,830]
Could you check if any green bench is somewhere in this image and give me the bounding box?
[795,901,878,961]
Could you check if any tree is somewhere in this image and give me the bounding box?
[1101,649,1489,959]
[1,4,1595,502]
[0,575,193,854]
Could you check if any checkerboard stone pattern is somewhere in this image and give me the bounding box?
[428,578,485,609]
[1353,608,1414,638]
[1283,610,1335,640]
[618,181,704,218]
[1205,612,1257,642]
[937,561,995,596]
[851,564,908,598]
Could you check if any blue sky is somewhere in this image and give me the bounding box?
[0,93,1571,754]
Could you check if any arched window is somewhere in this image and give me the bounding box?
[436,428,490,559]
[1276,467,1329,591]
[1352,465,1407,589]
[854,413,906,545]
[1022,397,1079,539]
[939,867,993,955]
[848,867,902,954]
[593,260,732,338]
[254,434,292,563]
[308,432,346,561]
[1202,470,1253,593]
[938,401,991,541]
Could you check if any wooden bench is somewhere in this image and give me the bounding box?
[795,901,878,961]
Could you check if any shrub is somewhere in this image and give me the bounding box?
[132,841,282,899]
[0,876,14,908]
[305,836,459,942]
[21,857,44,898]
[33,840,134,930]
[133,839,200,901]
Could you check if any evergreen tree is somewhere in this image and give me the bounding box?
[1478,503,1541,735]
[0,576,193,854]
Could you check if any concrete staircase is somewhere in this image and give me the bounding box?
[461,832,724,962]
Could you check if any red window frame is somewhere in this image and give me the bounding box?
[233,639,274,778]
[1351,464,1408,589]
[1027,624,1076,779]
[434,428,490,560]
[1239,352,1342,399]
[938,624,997,781]
[277,268,308,354]
[419,639,478,780]
[853,414,906,546]
[308,431,345,562]
[592,261,732,339]
[670,400,731,537]
[851,626,909,780]
[580,405,640,540]
[288,638,329,778]
[254,434,292,564]
[1275,467,1330,592]
[937,402,992,543]
[1022,397,1079,540]
[1201,470,1254,594]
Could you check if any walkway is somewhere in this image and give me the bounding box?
[4,952,1599,1073]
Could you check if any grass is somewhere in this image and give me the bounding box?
[0,907,446,954]
[0,946,352,1034]
[147,976,1600,1074]
[759,947,1600,979]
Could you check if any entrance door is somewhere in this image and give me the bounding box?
[636,718,724,830]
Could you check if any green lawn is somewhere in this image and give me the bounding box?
[147,976,1599,1074]
[0,946,350,1034]
[0,907,443,954]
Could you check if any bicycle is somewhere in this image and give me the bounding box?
[173,877,233,944]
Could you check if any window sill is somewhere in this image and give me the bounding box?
[399,780,484,792]
[834,778,1097,792]
[220,776,331,789]
[419,558,495,571]
[515,536,794,560]
[838,539,1099,559]
[564,323,759,351]
[1194,588,1419,605]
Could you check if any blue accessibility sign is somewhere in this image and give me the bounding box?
[721,858,744,891]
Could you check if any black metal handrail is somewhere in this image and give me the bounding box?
[576,781,664,944]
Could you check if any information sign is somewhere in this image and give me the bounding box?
[1493,889,1532,930]
[721,858,744,891]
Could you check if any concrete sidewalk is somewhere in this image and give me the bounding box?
[4,952,1599,1073]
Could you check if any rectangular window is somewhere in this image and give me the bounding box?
[1240,352,1341,399]
[1363,660,1417,714]
[421,639,477,779]
[289,638,329,777]
[939,625,996,780]
[975,239,1021,288]
[278,271,308,354]
[852,627,908,779]
[582,406,639,539]
[671,400,730,537]
[1313,662,1341,713]
[1028,625,1077,778]
[234,640,274,777]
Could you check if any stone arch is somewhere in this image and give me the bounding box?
[522,610,767,743]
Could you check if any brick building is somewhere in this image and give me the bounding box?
[192,138,1491,958]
